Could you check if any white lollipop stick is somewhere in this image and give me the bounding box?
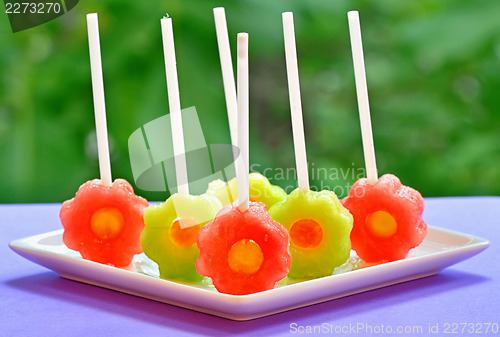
[348,11,378,185]
[236,33,249,212]
[87,13,112,187]
[282,12,310,192]
[213,7,238,155]
[161,17,189,195]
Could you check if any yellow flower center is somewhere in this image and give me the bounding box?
[290,219,323,248]
[170,218,200,248]
[227,239,264,274]
[366,211,397,238]
[90,207,125,239]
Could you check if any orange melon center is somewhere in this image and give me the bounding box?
[90,207,125,239]
[290,219,323,248]
[170,218,201,248]
[227,239,264,274]
[366,211,397,238]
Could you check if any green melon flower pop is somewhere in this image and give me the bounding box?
[269,12,353,280]
[140,16,222,282]
[207,7,286,209]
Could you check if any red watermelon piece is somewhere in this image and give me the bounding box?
[60,179,149,267]
[342,174,427,262]
[196,202,291,295]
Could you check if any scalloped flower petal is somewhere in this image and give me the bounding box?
[60,179,149,267]
[342,174,427,262]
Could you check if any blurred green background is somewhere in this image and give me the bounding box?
[1,0,499,203]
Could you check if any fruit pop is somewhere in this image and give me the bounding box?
[61,13,148,268]
[269,12,353,280]
[140,16,222,281]
[342,11,427,263]
[207,8,286,208]
[196,33,291,295]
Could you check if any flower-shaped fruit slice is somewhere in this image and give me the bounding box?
[140,193,222,282]
[268,188,353,280]
[196,202,291,295]
[207,172,286,208]
[60,179,149,267]
[206,179,235,206]
[342,173,427,262]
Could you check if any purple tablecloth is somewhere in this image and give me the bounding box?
[1,197,498,336]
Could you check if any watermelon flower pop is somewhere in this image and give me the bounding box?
[196,34,291,295]
[60,13,148,267]
[268,12,353,280]
[140,16,222,282]
[207,8,286,209]
[61,179,148,267]
[342,11,427,263]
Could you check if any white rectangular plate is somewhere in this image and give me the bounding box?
[9,226,488,321]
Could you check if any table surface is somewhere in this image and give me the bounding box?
[1,197,498,337]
